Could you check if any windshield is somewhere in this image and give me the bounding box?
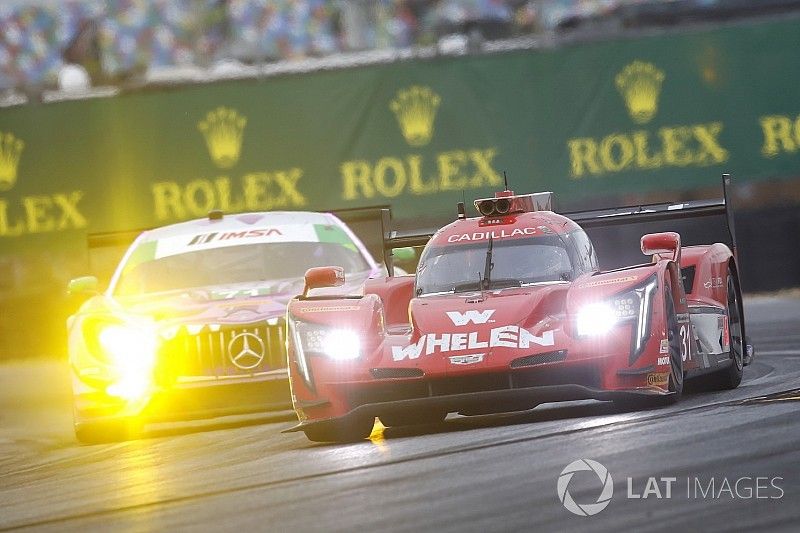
[415,235,574,296]
[114,241,371,296]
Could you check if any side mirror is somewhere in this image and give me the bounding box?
[393,246,416,263]
[641,232,681,262]
[67,276,99,296]
[303,266,345,297]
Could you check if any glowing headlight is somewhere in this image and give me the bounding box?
[576,303,618,336]
[97,324,158,400]
[294,321,362,361]
[322,329,361,361]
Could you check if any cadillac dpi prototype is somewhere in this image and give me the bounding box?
[285,176,753,442]
[68,211,381,443]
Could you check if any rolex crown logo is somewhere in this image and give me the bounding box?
[615,61,665,124]
[0,132,24,191]
[198,107,247,168]
[390,86,441,147]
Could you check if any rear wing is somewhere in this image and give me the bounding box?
[563,174,737,258]
[379,208,438,277]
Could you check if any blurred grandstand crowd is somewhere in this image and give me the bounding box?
[1,0,799,92]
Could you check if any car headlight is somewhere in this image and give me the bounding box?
[576,303,618,336]
[294,321,361,361]
[82,319,158,400]
[289,320,362,392]
[576,276,658,358]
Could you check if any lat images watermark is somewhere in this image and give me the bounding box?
[557,459,785,517]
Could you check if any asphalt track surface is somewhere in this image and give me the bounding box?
[1,296,799,532]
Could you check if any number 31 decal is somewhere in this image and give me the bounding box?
[679,324,691,361]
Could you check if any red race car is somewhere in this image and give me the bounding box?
[284,175,753,442]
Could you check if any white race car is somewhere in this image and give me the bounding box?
[67,210,383,443]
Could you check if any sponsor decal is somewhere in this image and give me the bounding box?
[153,224,319,259]
[659,339,669,355]
[297,305,362,313]
[446,227,540,243]
[446,309,495,326]
[449,353,484,365]
[676,313,690,324]
[152,107,305,222]
[390,85,440,147]
[198,107,246,169]
[567,61,729,179]
[0,130,88,237]
[392,325,555,361]
[341,87,503,201]
[760,114,800,158]
[579,276,637,288]
[647,372,670,386]
[616,61,665,125]
[721,315,730,351]
[703,277,723,289]
[0,191,88,237]
[657,355,670,366]
[227,331,266,370]
[188,228,283,246]
[0,131,24,191]
[210,287,272,300]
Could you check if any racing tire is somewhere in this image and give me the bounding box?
[704,270,745,390]
[302,417,375,443]
[662,281,684,404]
[380,411,446,427]
[74,418,141,445]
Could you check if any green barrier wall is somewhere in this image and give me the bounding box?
[2,17,800,253]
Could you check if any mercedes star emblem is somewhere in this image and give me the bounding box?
[227,332,266,370]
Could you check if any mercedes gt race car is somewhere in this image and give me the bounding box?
[285,177,753,442]
[68,210,382,443]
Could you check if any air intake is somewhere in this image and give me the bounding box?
[370,368,424,379]
[510,350,568,368]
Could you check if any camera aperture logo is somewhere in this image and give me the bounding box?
[557,459,614,516]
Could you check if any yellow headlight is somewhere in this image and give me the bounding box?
[98,324,158,400]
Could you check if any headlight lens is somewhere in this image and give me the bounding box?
[295,321,361,361]
[576,276,658,350]
[576,303,618,336]
[82,319,158,400]
[322,329,361,361]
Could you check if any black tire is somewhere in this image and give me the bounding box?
[74,418,140,444]
[380,411,446,427]
[302,417,375,443]
[705,270,745,390]
[663,282,684,403]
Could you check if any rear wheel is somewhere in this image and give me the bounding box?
[705,270,744,390]
[302,417,375,443]
[663,283,684,403]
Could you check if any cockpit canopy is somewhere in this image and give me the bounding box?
[414,226,599,296]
